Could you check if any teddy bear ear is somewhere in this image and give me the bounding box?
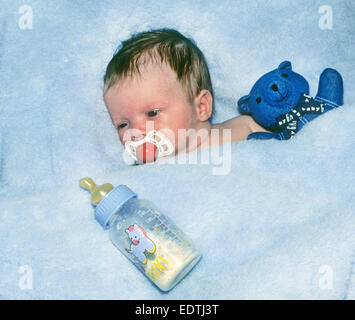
[238,95,250,113]
[278,61,292,71]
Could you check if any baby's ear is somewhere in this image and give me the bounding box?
[238,95,250,113]
[195,90,213,121]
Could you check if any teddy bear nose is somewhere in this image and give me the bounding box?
[265,80,288,102]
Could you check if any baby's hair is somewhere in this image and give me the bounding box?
[103,28,214,104]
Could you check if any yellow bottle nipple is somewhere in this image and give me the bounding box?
[79,177,114,206]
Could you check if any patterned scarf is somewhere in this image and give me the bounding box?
[274,94,325,139]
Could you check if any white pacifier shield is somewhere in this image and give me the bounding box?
[124,130,174,162]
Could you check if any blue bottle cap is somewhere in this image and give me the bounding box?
[94,185,137,229]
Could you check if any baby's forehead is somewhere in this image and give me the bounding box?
[113,61,185,99]
[104,61,188,113]
[126,59,178,83]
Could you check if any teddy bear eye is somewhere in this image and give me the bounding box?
[256,97,262,104]
[282,73,288,78]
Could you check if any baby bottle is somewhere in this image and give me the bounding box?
[79,177,202,292]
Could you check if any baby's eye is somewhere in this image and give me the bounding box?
[117,122,128,130]
[147,109,160,117]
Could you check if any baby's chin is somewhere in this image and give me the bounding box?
[152,144,178,163]
[155,138,202,162]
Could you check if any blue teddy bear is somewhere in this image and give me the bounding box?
[238,61,344,140]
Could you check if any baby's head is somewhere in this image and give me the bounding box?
[103,28,214,160]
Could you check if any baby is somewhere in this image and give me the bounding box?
[103,28,268,163]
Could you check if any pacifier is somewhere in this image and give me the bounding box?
[125,130,174,163]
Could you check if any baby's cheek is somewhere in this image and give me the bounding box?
[173,127,191,151]
[118,130,126,144]
[157,128,176,148]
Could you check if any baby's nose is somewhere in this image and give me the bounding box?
[129,130,145,142]
[121,128,145,145]
[131,119,155,139]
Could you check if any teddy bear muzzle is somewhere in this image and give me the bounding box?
[265,80,288,102]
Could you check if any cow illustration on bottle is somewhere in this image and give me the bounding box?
[125,224,156,264]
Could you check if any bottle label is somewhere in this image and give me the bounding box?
[124,223,170,283]
[121,208,199,288]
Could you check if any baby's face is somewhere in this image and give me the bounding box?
[104,61,205,155]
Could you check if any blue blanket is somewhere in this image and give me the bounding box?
[0,0,354,299]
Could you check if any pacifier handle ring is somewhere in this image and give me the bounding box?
[146,130,174,156]
[125,141,139,161]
